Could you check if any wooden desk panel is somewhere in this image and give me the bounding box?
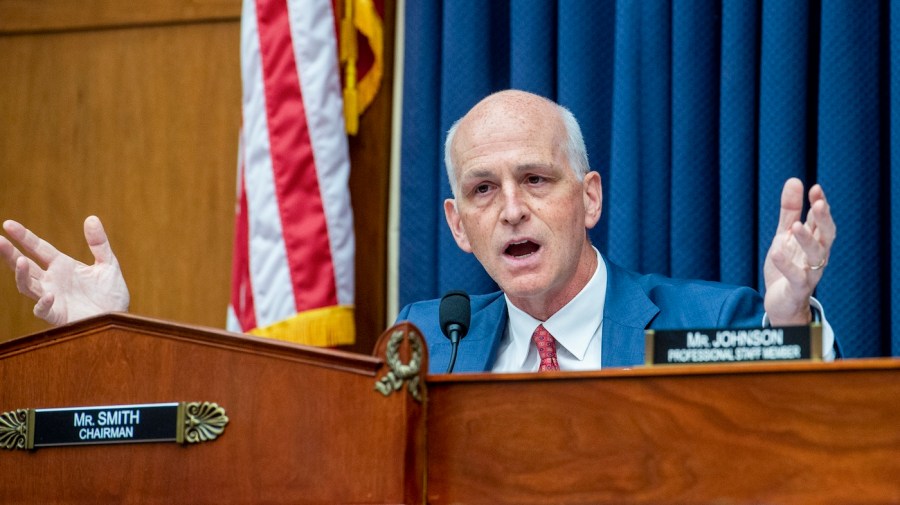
[426,361,900,505]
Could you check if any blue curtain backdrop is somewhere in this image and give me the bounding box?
[399,0,898,358]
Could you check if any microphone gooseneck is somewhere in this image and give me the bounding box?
[439,290,471,373]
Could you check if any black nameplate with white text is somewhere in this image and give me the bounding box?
[32,403,179,447]
[0,401,229,451]
[645,324,822,365]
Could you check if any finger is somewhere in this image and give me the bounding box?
[791,221,828,267]
[808,183,826,205]
[0,235,24,271]
[802,184,824,230]
[83,216,115,265]
[777,178,805,232]
[1,219,18,235]
[33,292,62,325]
[15,256,44,300]
[2,220,61,266]
[810,194,836,250]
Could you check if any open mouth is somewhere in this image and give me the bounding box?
[505,240,540,258]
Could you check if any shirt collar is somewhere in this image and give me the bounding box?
[503,248,608,368]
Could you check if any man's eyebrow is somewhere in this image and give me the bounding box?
[459,168,494,180]
[459,162,555,182]
[513,162,554,173]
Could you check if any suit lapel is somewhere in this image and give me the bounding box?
[601,259,659,368]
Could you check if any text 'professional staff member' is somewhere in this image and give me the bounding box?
[0,91,838,372]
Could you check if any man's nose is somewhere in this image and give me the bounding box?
[500,188,529,225]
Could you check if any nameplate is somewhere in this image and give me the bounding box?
[34,403,178,447]
[0,401,228,451]
[645,324,822,366]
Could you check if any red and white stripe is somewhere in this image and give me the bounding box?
[228,0,354,333]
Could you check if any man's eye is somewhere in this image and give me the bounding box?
[475,184,491,194]
[527,175,544,184]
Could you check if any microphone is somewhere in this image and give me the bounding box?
[439,290,470,373]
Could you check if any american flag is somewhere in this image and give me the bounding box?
[228,0,356,346]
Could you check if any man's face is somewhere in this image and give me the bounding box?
[443,94,602,313]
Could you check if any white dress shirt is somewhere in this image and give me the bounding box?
[492,249,607,372]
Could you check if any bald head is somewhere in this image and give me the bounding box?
[444,90,589,197]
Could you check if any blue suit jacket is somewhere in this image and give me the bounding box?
[396,258,769,373]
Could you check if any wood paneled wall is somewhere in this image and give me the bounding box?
[0,0,392,354]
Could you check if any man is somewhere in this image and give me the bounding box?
[1,90,836,373]
[396,90,836,372]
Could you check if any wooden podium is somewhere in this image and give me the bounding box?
[1,314,898,504]
[0,314,425,504]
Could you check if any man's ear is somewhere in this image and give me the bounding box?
[583,171,603,229]
[443,198,473,253]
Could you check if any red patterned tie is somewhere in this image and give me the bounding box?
[531,324,560,372]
